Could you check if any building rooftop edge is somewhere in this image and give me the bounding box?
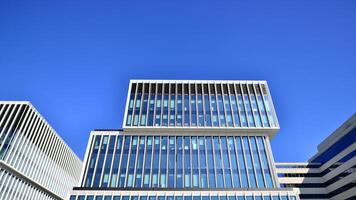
[309,113,356,162]
[0,100,83,163]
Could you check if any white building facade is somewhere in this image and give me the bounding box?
[68,80,299,200]
[0,101,82,200]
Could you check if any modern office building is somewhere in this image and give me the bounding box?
[68,80,300,200]
[0,101,82,200]
[276,114,356,200]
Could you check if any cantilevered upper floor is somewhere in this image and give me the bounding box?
[123,80,279,136]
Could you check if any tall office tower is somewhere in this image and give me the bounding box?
[0,101,82,200]
[276,114,356,200]
[69,80,300,200]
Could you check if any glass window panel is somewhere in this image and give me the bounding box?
[87,196,95,200]
[263,196,271,200]
[96,196,103,200]
[184,136,191,187]
[199,137,208,188]
[217,94,226,127]
[191,94,197,126]
[280,197,288,200]
[192,137,199,188]
[118,136,131,187]
[163,93,169,126]
[177,94,183,126]
[169,94,176,126]
[101,136,116,187]
[236,137,248,188]
[213,137,224,188]
[243,137,257,188]
[155,93,162,126]
[237,94,248,127]
[228,136,240,188]
[221,137,233,188]
[140,93,149,126]
[211,94,219,127]
[263,94,276,127]
[206,136,216,188]
[111,136,123,187]
[228,196,236,200]
[143,136,153,187]
[203,94,212,126]
[243,94,255,127]
[69,196,76,200]
[237,197,244,200]
[257,137,273,188]
[152,136,160,187]
[104,197,112,200]
[250,91,262,127]
[135,136,145,187]
[148,93,155,126]
[230,94,240,127]
[257,93,269,127]
[93,136,109,187]
[245,197,253,200]
[114,196,121,200]
[272,196,279,200]
[250,137,265,188]
[177,136,183,188]
[224,94,233,127]
[197,94,204,126]
[255,196,262,200]
[160,136,168,187]
[131,196,139,200]
[184,93,190,126]
[85,135,101,187]
[127,136,138,187]
[168,136,175,187]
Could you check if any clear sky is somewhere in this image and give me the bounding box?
[0,0,355,162]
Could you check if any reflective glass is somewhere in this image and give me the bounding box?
[160,136,168,187]
[135,136,145,187]
[184,136,191,187]
[93,136,109,187]
[206,136,216,188]
[152,136,160,187]
[168,136,175,187]
[143,137,153,187]
[250,137,265,187]
[102,136,116,187]
[184,93,190,126]
[213,137,224,187]
[228,136,240,188]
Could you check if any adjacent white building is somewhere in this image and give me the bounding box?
[0,101,82,200]
[276,114,356,200]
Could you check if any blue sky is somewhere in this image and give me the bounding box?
[0,0,355,162]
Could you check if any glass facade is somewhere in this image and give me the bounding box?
[125,82,277,129]
[70,80,299,200]
[82,134,274,189]
[69,194,297,200]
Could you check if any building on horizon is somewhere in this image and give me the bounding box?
[276,114,356,200]
[68,80,299,200]
[0,101,82,200]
